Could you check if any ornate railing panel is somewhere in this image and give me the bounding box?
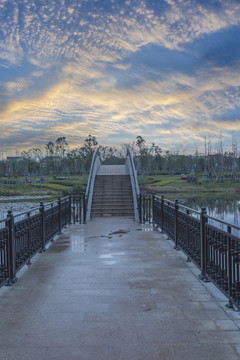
[143,194,240,309]
[162,200,175,240]
[0,195,75,288]
[177,208,201,267]
[45,203,59,243]
[60,197,72,229]
[14,212,41,272]
[205,219,240,308]
[0,221,9,287]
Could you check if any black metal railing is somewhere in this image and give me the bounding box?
[139,193,240,309]
[0,195,86,288]
[0,219,9,287]
[72,195,86,224]
[138,194,153,223]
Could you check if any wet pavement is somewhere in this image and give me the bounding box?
[0,217,240,360]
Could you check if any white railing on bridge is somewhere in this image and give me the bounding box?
[126,149,140,222]
[85,149,101,223]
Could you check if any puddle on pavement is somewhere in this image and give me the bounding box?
[141,303,154,311]
[108,230,130,236]
[99,229,131,239]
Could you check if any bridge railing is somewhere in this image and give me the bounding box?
[139,194,240,310]
[126,149,140,222]
[85,149,101,223]
[138,193,153,223]
[71,194,86,224]
[0,195,87,288]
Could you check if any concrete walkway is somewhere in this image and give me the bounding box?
[0,218,240,360]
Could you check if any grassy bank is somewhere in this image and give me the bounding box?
[138,174,240,200]
[0,174,88,197]
[0,173,239,201]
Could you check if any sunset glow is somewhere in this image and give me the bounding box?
[0,0,240,153]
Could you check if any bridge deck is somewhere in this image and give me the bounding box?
[0,218,240,360]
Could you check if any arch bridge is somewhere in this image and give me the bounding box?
[0,150,240,359]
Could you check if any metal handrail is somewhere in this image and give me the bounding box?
[126,149,140,222]
[206,213,240,230]
[155,195,175,206]
[126,149,140,196]
[85,148,100,198]
[85,148,101,222]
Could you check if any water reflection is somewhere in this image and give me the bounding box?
[183,196,240,226]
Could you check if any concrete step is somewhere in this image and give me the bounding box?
[95,175,130,180]
[94,183,131,186]
[94,183,132,186]
[91,212,134,217]
[91,207,134,212]
[92,194,133,198]
[91,174,134,218]
[93,201,133,204]
[94,191,131,194]
[92,200,133,205]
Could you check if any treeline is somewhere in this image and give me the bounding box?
[132,136,240,181]
[1,135,124,177]
[1,135,239,180]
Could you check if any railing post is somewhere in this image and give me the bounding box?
[68,195,72,225]
[143,195,146,223]
[58,196,62,234]
[78,195,83,224]
[64,197,69,228]
[76,197,79,223]
[83,192,86,224]
[73,196,76,224]
[138,193,142,223]
[226,225,233,308]
[5,210,17,285]
[152,194,155,224]
[199,207,207,280]
[186,209,191,262]
[161,195,164,233]
[50,203,54,242]
[40,201,46,252]
[174,199,179,250]
[26,212,32,265]
[149,195,152,223]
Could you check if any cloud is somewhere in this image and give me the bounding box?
[0,0,240,153]
[1,53,239,152]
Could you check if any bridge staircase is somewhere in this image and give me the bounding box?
[85,149,140,222]
[91,165,134,218]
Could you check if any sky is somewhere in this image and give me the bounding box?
[0,0,240,155]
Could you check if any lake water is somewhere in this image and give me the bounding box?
[1,195,240,230]
[0,196,52,221]
[182,196,240,228]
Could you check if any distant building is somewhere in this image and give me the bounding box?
[6,156,21,162]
